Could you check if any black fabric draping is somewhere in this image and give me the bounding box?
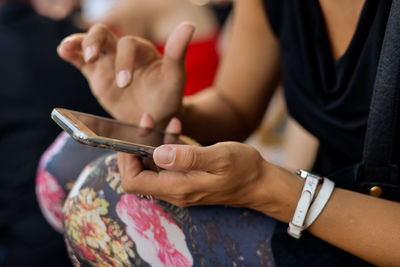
[263,0,392,265]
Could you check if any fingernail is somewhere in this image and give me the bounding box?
[139,113,152,128]
[117,70,131,88]
[84,45,96,62]
[165,117,181,134]
[154,146,175,165]
[139,113,148,126]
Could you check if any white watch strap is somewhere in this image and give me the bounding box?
[288,174,319,238]
[304,177,335,228]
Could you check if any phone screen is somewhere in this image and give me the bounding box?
[67,110,183,147]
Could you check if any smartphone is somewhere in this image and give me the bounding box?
[51,108,198,157]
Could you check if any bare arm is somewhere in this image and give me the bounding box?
[180,0,281,143]
[253,164,400,266]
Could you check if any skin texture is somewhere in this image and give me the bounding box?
[58,22,194,127]
[57,0,400,265]
[319,0,365,61]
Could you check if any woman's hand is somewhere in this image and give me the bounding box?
[118,139,269,209]
[57,22,195,125]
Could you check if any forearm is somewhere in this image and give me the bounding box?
[310,188,400,265]
[179,88,257,144]
[255,163,400,265]
[178,0,280,144]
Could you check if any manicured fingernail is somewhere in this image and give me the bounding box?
[84,45,96,62]
[154,146,175,165]
[117,70,131,88]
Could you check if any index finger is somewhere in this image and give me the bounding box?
[120,165,208,197]
[163,118,182,144]
[58,34,86,69]
[82,24,118,63]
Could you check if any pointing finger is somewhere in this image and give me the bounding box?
[163,118,182,144]
[82,24,118,63]
[57,34,85,69]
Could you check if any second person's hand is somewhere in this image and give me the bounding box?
[57,22,195,126]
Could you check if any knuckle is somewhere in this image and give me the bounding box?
[116,37,138,69]
[85,24,111,45]
[117,37,138,54]
[169,191,202,207]
[178,199,192,208]
[175,193,193,206]
[174,194,186,202]
[213,143,233,170]
[243,143,262,160]
[121,177,136,194]
[181,148,198,169]
[119,36,137,45]
[215,156,230,171]
[92,23,110,34]
[173,191,190,202]
[120,178,130,192]
[171,200,189,208]
[215,142,232,156]
[186,192,205,203]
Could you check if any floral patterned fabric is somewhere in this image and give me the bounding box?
[35,132,109,233]
[36,133,277,266]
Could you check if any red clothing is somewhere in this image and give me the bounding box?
[157,33,220,96]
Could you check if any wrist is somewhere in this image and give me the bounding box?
[250,162,308,223]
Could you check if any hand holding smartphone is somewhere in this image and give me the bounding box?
[51,108,199,158]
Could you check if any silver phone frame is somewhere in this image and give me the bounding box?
[51,108,197,157]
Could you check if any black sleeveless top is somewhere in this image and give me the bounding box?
[263,0,391,265]
[265,0,391,175]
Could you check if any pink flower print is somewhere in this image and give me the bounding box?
[36,167,65,232]
[116,195,193,267]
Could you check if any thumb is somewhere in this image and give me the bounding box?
[162,21,195,72]
[153,144,220,171]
